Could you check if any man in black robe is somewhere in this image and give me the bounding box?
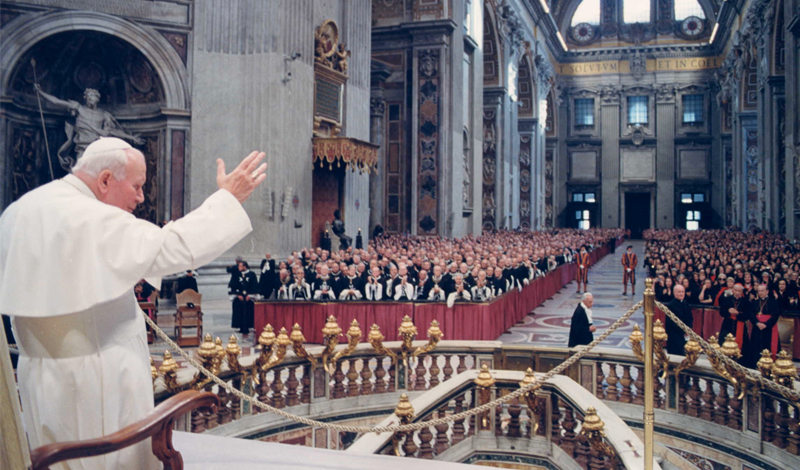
[746,284,780,368]
[229,261,258,337]
[665,284,693,355]
[259,253,277,299]
[718,284,751,364]
[568,293,595,347]
[175,270,198,294]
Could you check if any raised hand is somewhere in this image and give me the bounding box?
[216,151,268,204]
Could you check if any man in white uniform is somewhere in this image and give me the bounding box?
[0,137,267,469]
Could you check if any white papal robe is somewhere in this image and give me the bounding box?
[0,174,252,469]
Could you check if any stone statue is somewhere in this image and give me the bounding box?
[34,84,143,171]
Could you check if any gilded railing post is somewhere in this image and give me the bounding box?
[643,278,655,470]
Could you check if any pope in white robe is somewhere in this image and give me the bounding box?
[0,138,268,469]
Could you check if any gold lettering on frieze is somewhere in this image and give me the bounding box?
[558,57,723,76]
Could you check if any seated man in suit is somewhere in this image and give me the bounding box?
[175,270,198,295]
[471,270,494,302]
[339,265,365,300]
[568,293,595,347]
[365,266,384,301]
[313,264,337,301]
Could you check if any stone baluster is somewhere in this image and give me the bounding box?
[361,358,374,395]
[700,378,716,422]
[442,354,454,381]
[374,358,388,394]
[457,354,468,374]
[285,366,300,407]
[495,400,504,436]
[619,364,633,403]
[713,381,729,426]
[507,396,522,438]
[605,363,619,401]
[388,361,396,393]
[402,430,418,457]
[300,365,311,404]
[588,443,607,470]
[677,375,687,414]
[429,355,441,388]
[633,365,645,406]
[687,376,702,417]
[551,394,562,445]
[653,374,665,409]
[596,365,607,399]
[763,395,776,443]
[415,358,427,391]
[331,361,346,398]
[230,377,242,420]
[217,384,231,424]
[271,370,286,409]
[560,404,578,457]
[573,433,590,469]
[191,409,206,433]
[257,371,271,412]
[788,405,800,455]
[728,390,742,431]
[535,395,548,437]
[418,415,434,459]
[452,392,467,444]
[347,358,360,397]
[434,403,450,455]
[776,400,791,448]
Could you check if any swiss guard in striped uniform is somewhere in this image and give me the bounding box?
[621,245,637,296]
[576,245,590,294]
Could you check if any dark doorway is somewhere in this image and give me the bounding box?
[625,192,650,239]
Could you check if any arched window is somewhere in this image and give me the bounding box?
[623,0,650,23]
[571,0,600,26]
[674,0,705,20]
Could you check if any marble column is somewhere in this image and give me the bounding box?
[368,95,386,235]
[518,117,537,228]
[655,88,676,228]
[600,90,620,228]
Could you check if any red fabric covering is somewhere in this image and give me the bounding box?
[253,241,619,344]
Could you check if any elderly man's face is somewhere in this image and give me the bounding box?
[674,285,685,301]
[583,294,594,308]
[101,151,146,213]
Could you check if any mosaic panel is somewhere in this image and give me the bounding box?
[417,49,440,235]
[482,109,497,230]
[519,135,532,228]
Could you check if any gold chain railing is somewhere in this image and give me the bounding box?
[143,300,643,434]
[653,300,800,404]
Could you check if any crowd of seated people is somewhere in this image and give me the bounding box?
[236,228,625,306]
[643,228,800,365]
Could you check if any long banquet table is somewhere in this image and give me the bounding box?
[254,237,623,344]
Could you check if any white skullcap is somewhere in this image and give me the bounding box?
[84,137,132,155]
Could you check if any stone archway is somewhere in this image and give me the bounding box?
[0,11,190,221]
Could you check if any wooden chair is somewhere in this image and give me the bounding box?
[175,289,203,347]
[138,290,159,344]
[29,390,218,470]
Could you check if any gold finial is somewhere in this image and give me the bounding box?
[474,364,496,388]
[644,278,654,295]
[757,349,774,379]
[581,407,605,433]
[214,337,225,359]
[653,320,667,342]
[520,367,536,388]
[720,333,742,359]
[683,339,701,355]
[198,334,216,361]
[226,334,241,356]
[394,393,415,420]
[426,320,443,341]
[629,324,643,343]
[322,316,342,337]
[150,357,158,383]
[290,323,306,343]
[159,351,178,375]
[398,315,418,337]
[276,327,292,348]
[259,324,276,347]
[368,324,384,343]
[708,335,720,349]
[772,350,798,386]
[347,319,362,340]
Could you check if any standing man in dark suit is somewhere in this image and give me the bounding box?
[665,284,693,355]
[176,270,198,294]
[259,253,277,299]
[568,293,595,347]
[229,260,258,337]
[718,284,751,363]
[746,284,780,367]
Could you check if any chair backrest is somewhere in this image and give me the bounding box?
[176,289,202,308]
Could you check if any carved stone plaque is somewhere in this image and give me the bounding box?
[621,149,655,182]
[570,151,597,180]
[679,149,708,180]
[315,76,341,122]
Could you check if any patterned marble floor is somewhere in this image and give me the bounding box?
[497,240,647,350]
